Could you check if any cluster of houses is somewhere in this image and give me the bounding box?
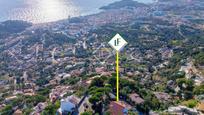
[1,1,204,114]
[49,86,73,103]
[180,60,204,86]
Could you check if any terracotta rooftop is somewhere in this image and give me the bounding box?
[129,93,144,104]
[197,102,204,112]
[154,92,171,101]
[14,109,23,115]
[109,101,131,115]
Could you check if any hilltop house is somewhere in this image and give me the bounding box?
[14,109,23,115]
[168,106,198,115]
[154,92,171,102]
[109,101,132,115]
[129,93,144,105]
[57,95,80,115]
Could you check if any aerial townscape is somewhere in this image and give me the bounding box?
[0,0,204,115]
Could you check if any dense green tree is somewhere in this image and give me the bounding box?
[193,85,204,95]
[0,105,13,115]
[136,103,150,114]
[176,78,194,91]
[194,52,204,66]
[23,108,33,115]
[121,86,131,99]
[24,95,46,106]
[37,88,51,96]
[183,91,193,100]
[35,78,49,86]
[60,77,80,85]
[90,77,104,87]
[81,111,93,115]
[42,101,60,115]
[182,99,198,108]
[108,77,116,88]
[176,78,194,99]
[128,110,139,115]
[171,71,185,80]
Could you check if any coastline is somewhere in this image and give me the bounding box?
[0,0,155,25]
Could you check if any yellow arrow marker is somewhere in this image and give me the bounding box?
[108,33,128,101]
[116,51,119,101]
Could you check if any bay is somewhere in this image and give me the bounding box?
[0,0,153,23]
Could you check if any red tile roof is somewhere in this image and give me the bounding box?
[109,101,127,115]
[197,102,204,112]
[129,93,144,104]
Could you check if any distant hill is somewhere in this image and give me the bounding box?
[100,0,147,10]
[0,20,32,34]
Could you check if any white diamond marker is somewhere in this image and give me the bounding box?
[108,33,128,52]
